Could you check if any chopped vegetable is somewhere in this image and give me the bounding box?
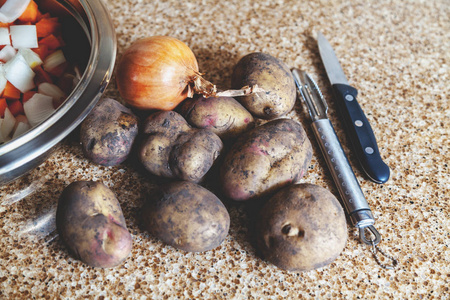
[4,52,35,92]
[10,24,38,48]
[0,26,9,45]
[39,34,63,50]
[11,119,30,138]
[17,0,38,23]
[8,99,23,116]
[0,0,31,24]
[1,106,15,137]
[0,0,73,144]
[23,92,55,127]
[35,17,59,38]
[43,49,66,73]
[0,97,6,117]
[0,44,16,61]
[18,47,42,68]
[2,81,20,99]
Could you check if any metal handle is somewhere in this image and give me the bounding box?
[311,119,375,228]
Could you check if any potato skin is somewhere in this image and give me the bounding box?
[56,181,132,268]
[220,118,312,201]
[256,183,348,272]
[139,111,223,182]
[231,52,296,119]
[178,96,255,140]
[80,98,139,166]
[141,181,230,252]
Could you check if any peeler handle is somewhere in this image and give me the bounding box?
[311,119,375,228]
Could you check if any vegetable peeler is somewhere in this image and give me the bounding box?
[292,69,397,269]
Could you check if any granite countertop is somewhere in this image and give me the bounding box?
[1,0,449,298]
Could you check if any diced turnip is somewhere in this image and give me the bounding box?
[10,25,38,49]
[1,107,16,138]
[5,53,35,93]
[0,0,31,23]
[23,93,55,127]
[0,27,10,46]
[0,45,16,62]
[18,48,42,68]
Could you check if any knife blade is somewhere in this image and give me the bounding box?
[317,32,390,184]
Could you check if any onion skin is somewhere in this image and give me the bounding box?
[116,36,200,111]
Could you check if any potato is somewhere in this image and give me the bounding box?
[56,181,132,268]
[80,97,139,166]
[256,183,348,271]
[141,181,230,252]
[139,111,223,182]
[220,118,312,201]
[178,95,255,140]
[231,52,296,119]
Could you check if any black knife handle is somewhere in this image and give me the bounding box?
[332,84,390,184]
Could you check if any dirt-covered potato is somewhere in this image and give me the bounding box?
[220,118,312,201]
[256,183,348,272]
[231,52,296,119]
[139,111,223,182]
[141,181,230,252]
[178,95,255,140]
[56,181,132,268]
[80,97,139,166]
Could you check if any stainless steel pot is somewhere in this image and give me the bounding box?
[0,0,116,185]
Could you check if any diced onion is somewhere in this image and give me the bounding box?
[10,25,38,49]
[0,45,16,62]
[18,48,42,68]
[1,107,16,138]
[4,53,35,93]
[0,0,31,23]
[12,120,30,139]
[43,49,66,71]
[0,27,10,46]
[38,82,66,103]
[0,64,6,95]
[23,93,55,127]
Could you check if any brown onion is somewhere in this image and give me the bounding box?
[116,36,262,111]
[116,36,216,111]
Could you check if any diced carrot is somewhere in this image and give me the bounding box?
[8,100,24,116]
[36,12,50,22]
[0,22,8,28]
[22,91,36,103]
[3,82,21,100]
[0,98,6,118]
[18,0,39,23]
[39,34,63,50]
[33,44,50,60]
[46,61,69,77]
[34,65,53,85]
[36,17,61,38]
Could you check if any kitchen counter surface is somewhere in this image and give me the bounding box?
[1,0,449,298]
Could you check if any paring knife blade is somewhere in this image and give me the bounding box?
[317,32,390,184]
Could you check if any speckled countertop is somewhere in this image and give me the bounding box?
[1,0,449,298]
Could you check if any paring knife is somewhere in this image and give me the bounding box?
[292,69,380,246]
[317,32,390,184]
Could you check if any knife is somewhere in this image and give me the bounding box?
[317,32,390,184]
